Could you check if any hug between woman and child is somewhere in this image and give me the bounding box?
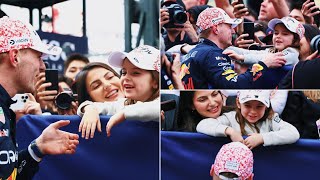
[196,90,300,150]
[77,45,160,139]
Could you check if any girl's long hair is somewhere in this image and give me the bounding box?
[235,99,274,135]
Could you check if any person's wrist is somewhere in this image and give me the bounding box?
[225,127,232,136]
[28,139,45,162]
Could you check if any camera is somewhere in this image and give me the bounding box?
[165,52,174,63]
[163,3,187,28]
[55,89,77,110]
[310,35,320,54]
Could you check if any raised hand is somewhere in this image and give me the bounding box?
[78,105,101,139]
[234,34,255,49]
[302,0,320,25]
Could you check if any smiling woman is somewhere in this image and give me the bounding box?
[75,62,125,104]
[175,90,233,132]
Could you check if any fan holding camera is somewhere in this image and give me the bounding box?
[35,70,78,115]
[161,0,198,51]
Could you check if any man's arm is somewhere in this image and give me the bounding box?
[17,120,79,179]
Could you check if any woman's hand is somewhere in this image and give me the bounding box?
[78,105,101,139]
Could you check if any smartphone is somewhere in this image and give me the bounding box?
[243,22,255,40]
[233,0,245,8]
[165,52,174,63]
[236,0,244,4]
[10,94,28,111]
[45,69,59,91]
[161,99,176,112]
[310,0,320,13]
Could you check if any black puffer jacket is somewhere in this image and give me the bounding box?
[281,91,320,139]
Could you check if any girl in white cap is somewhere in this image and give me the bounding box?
[197,90,299,149]
[224,16,305,69]
[77,45,160,139]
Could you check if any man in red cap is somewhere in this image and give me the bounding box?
[0,16,79,180]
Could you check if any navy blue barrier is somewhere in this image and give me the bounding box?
[161,131,320,180]
[16,115,159,180]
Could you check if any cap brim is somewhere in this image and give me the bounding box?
[239,98,270,108]
[108,51,156,71]
[108,51,127,68]
[268,18,282,31]
[31,43,62,56]
[226,18,242,28]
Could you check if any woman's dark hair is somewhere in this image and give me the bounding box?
[175,91,234,132]
[303,24,320,43]
[75,62,120,104]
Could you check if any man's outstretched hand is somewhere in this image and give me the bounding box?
[36,120,79,155]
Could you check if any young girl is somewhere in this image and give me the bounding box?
[77,45,160,139]
[196,90,299,149]
[224,16,305,67]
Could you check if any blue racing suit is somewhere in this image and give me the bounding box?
[0,84,39,180]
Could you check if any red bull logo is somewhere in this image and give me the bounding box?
[180,63,190,79]
[222,69,238,81]
[250,64,263,76]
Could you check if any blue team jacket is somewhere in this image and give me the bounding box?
[180,38,269,89]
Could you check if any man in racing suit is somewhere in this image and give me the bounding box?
[0,16,79,180]
[180,7,286,89]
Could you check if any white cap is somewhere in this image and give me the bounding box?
[108,45,160,72]
[0,16,62,55]
[238,90,270,108]
[268,16,305,39]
